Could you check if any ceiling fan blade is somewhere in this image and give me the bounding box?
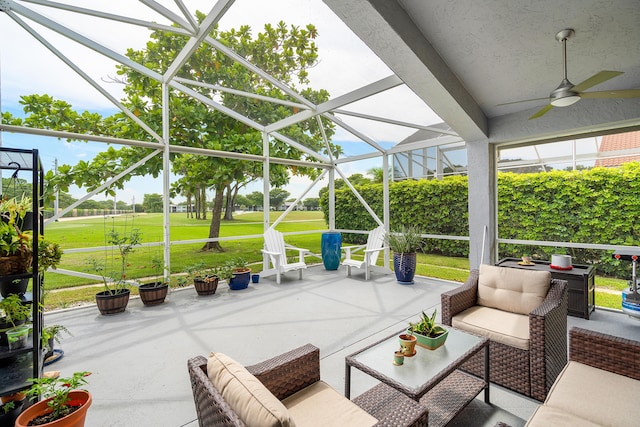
[497,97,548,107]
[581,89,640,99]
[572,70,624,92]
[528,104,554,120]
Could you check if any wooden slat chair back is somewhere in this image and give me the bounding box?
[342,225,387,280]
[261,228,308,284]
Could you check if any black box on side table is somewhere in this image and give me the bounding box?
[496,258,595,319]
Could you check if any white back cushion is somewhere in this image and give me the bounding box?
[477,264,550,315]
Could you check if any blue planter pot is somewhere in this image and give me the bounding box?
[229,270,251,290]
[394,252,416,284]
[321,232,342,270]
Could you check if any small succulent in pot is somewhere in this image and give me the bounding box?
[408,309,447,338]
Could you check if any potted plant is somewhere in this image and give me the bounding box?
[385,225,423,284]
[407,309,449,350]
[186,263,220,296]
[0,294,31,348]
[42,324,71,360]
[0,194,33,232]
[16,371,92,427]
[0,218,33,297]
[138,254,169,306]
[227,257,251,290]
[38,237,63,275]
[0,399,25,427]
[88,227,142,315]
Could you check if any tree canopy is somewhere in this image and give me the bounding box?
[4,16,339,251]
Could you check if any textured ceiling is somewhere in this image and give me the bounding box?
[325,0,640,145]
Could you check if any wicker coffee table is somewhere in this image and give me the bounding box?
[345,327,489,427]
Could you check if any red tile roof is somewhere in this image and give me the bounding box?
[595,130,640,167]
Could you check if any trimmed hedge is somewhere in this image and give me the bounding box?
[320,163,640,278]
[320,176,469,256]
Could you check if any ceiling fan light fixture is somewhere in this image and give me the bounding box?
[550,78,581,107]
[550,93,581,107]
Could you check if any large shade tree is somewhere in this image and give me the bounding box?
[4,16,339,251]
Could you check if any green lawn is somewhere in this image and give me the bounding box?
[38,211,626,312]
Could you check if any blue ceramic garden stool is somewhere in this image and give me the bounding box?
[321,232,342,270]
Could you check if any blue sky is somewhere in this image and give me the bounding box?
[0,0,441,203]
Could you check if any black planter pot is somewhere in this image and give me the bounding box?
[194,277,218,296]
[139,283,169,306]
[0,398,24,427]
[95,289,130,315]
[44,336,55,359]
[393,252,417,284]
[229,270,251,290]
[0,276,29,298]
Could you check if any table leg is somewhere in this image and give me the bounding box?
[345,363,351,399]
[484,342,490,403]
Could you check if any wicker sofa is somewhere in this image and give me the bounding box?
[501,327,640,426]
[187,343,429,426]
[441,265,568,401]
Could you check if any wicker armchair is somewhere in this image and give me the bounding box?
[441,268,568,401]
[188,343,429,426]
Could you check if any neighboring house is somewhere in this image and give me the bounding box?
[595,130,640,167]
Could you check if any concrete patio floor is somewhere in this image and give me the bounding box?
[42,265,640,427]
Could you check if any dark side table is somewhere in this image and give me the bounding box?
[496,258,595,319]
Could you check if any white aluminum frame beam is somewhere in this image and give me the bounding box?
[20,0,193,36]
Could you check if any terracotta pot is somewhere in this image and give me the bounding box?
[138,283,169,306]
[398,333,417,357]
[15,390,91,427]
[95,289,130,315]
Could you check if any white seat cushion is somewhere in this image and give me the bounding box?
[543,361,640,427]
[525,405,601,427]
[207,352,295,427]
[452,305,530,350]
[477,264,550,315]
[282,381,377,427]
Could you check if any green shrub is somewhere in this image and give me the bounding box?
[321,162,640,279]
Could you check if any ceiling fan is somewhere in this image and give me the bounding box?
[504,29,640,120]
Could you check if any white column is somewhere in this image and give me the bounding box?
[162,83,171,283]
[262,132,271,271]
[467,139,496,269]
[382,154,390,269]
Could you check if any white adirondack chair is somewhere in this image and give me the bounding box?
[342,225,387,280]
[261,228,308,284]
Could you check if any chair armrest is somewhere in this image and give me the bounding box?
[529,278,568,401]
[364,246,387,254]
[284,245,309,263]
[261,249,281,258]
[569,327,640,381]
[342,244,365,257]
[187,356,246,426]
[284,244,309,253]
[440,269,479,326]
[246,343,320,400]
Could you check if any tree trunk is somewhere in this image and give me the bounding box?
[194,189,201,220]
[202,185,224,251]
[223,184,234,220]
[201,187,207,220]
[186,194,192,218]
